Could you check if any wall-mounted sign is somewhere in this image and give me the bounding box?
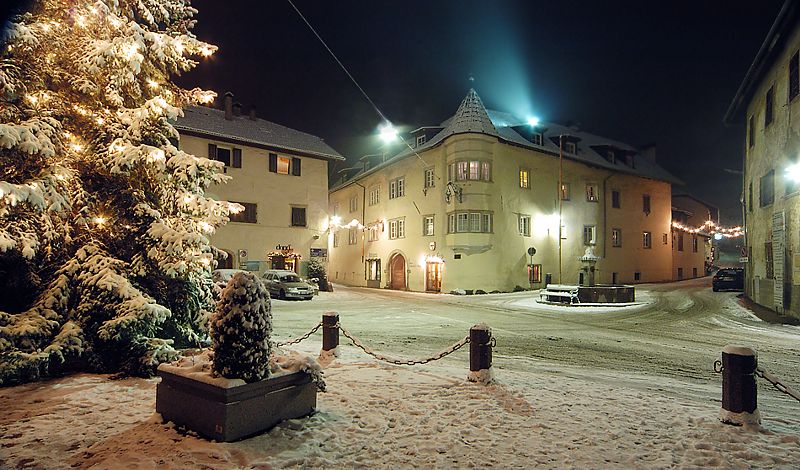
[310,248,328,258]
[238,249,248,259]
[429,241,436,251]
[275,244,292,251]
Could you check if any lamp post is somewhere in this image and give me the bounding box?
[558,135,565,284]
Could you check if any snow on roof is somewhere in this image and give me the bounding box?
[174,106,345,161]
[333,89,682,189]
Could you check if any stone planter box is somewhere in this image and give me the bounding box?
[156,368,317,442]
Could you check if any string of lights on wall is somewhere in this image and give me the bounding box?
[671,220,743,238]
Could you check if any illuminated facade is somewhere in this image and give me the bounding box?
[175,93,344,275]
[725,1,800,318]
[328,89,681,292]
[671,193,717,280]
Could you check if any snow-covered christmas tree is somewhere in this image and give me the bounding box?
[0,0,235,384]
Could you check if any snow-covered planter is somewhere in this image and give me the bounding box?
[156,272,324,441]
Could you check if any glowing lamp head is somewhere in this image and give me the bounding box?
[378,122,398,144]
[527,116,540,127]
[714,233,723,240]
[786,163,800,182]
[330,215,342,226]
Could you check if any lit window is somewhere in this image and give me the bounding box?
[560,183,571,201]
[348,227,358,245]
[586,183,598,202]
[276,156,291,174]
[519,169,530,189]
[469,161,480,180]
[612,228,622,247]
[643,231,652,249]
[457,161,468,181]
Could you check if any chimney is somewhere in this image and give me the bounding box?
[233,102,242,117]
[223,91,233,120]
[249,105,257,121]
[639,144,657,163]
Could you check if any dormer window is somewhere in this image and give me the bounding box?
[416,135,427,147]
[565,141,577,154]
[532,132,543,146]
[608,150,615,163]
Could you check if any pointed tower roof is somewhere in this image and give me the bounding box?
[439,88,498,138]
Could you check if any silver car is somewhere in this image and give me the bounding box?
[262,270,314,300]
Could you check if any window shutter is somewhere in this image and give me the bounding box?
[208,143,217,160]
[292,157,301,176]
[232,148,242,168]
[269,153,277,173]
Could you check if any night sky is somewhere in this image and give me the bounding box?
[2,1,787,222]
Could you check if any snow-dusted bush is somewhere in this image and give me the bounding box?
[210,272,272,382]
[307,258,328,291]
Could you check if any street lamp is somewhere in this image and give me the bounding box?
[378,122,398,144]
[527,116,540,127]
[786,162,800,182]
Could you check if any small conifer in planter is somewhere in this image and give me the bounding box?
[210,272,272,382]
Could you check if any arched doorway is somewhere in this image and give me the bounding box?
[389,254,406,290]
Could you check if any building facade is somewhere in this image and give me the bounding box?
[725,0,800,318]
[671,193,717,280]
[174,93,344,276]
[328,89,681,292]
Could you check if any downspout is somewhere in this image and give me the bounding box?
[602,173,615,259]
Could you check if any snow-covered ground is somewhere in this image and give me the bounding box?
[2,278,800,468]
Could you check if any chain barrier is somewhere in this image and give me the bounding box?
[275,322,323,347]
[337,324,470,366]
[756,366,800,403]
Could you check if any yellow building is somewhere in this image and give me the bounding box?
[328,89,681,292]
[724,0,800,317]
[174,93,344,276]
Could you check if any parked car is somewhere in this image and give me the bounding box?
[712,268,744,292]
[262,270,315,300]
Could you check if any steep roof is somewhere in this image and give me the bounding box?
[333,89,681,190]
[724,0,800,124]
[174,106,344,161]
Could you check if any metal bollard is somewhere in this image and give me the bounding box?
[718,345,761,425]
[321,311,339,353]
[468,323,493,384]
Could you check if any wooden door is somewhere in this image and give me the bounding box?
[426,262,442,292]
[390,255,406,290]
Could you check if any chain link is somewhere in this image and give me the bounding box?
[338,324,470,366]
[756,366,800,403]
[275,322,323,347]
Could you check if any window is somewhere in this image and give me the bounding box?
[791,51,799,102]
[229,201,256,223]
[564,141,577,154]
[748,181,753,212]
[532,133,543,146]
[448,211,492,233]
[448,160,492,182]
[765,85,774,127]
[585,183,598,202]
[642,194,651,214]
[389,177,405,199]
[349,195,358,213]
[333,231,340,247]
[583,225,596,245]
[612,190,620,208]
[333,203,340,216]
[366,259,381,281]
[423,215,434,236]
[612,228,622,247]
[268,153,291,175]
[560,183,571,200]
[208,144,242,168]
[389,218,405,239]
[416,135,427,147]
[424,168,435,189]
[367,225,379,241]
[748,115,755,148]
[765,242,774,279]
[634,272,641,281]
[759,170,774,207]
[692,235,698,253]
[608,149,616,163]
[369,186,380,206]
[518,215,531,236]
[348,227,358,245]
[529,264,542,283]
[519,169,530,189]
[643,231,652,249]
[677,232,684,251]
[662,233,668,244]
[291,207,306,227]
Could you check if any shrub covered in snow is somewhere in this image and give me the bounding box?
[210,272,272,382]
[306,259,328,291]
